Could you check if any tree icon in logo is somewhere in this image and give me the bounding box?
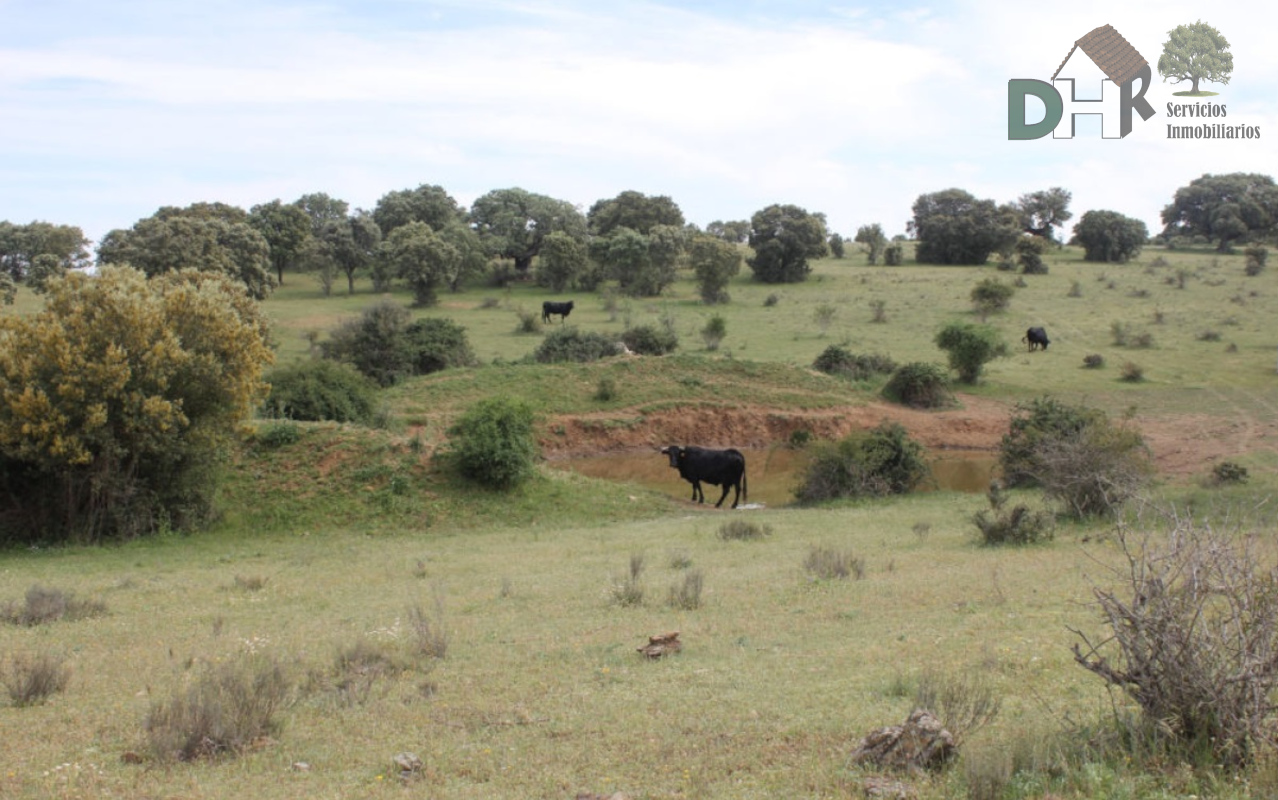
[1157,20,1233,96]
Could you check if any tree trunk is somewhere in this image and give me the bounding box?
[1191,76,1200,93]
[277,265,285,286]
[346,268,356,295]
[515,254,533,274]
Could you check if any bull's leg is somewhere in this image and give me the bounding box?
[690,481,703,503]
[714,483,731,508]
[728,481,741,509]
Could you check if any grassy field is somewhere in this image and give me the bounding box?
[3,245,1278,798]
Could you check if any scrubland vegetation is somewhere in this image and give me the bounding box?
[3,221,1278,797]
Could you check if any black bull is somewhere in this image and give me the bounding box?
[542,300,574,323]
[660,446,748,509]
[1022,326,1050,351]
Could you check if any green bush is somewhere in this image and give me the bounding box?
[534,327,620,363]
[1016,236,1049,274]
[700,314,727,351]
[264,360,376,423]
[882,362,954,409]
[406,318,477,374]
[969,278,1015,318]
[934,321,1008,384]
[883,242,904,266]
[972,483,1053,545]
[621,324,678,356]
[447,398,539,490]
[1210,461,1249,485]
[794,422,930,504]
[322,303,475,386]
[999,397,1103,488]
[256,421,302,448]
[812,345,897,381]
[999,397,1152,518]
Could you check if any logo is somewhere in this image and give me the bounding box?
[1008,24,1155,139]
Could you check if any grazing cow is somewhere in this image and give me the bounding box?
[660,446,748,509]
[1022,326,1050,352]
[542,300,574,324]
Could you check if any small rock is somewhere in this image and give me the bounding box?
[637,631,681,659]
[291,761,311,772]
[392,751,423,775]
[862,776,916,799]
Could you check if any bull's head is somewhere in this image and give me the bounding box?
[659,445,683,467]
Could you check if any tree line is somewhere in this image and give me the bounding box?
[3,173,1274,309]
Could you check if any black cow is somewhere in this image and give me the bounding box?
[660,446,748,509]
[1022,326,1050,352]
[542,300,574,324]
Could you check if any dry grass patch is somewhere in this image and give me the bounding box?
[3,650,71,706]
[802,545,864,581]
[1,585,106,626]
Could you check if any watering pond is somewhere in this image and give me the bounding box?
[547,447,999,508]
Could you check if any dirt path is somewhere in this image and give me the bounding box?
[541,394,1275,479]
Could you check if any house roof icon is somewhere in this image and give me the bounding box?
[1051,24,1148,86]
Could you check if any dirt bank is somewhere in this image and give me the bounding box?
[540,394,1275,480]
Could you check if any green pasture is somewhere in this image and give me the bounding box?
[3,245,1278,798]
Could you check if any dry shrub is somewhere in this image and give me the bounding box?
[145,654,291,761]
[3,650,71,707]
[1072,518,1278,766]
[331,637,404,707]
[1,585,106,626]
[717,520,771,541]
[232,575,267,592]
[1082,353,1105,369]
[609,553,645,607]
[513,306,542,334]
[407,588,448,660]
[1120,361,1144,382]
[667,570,704,610]
[914,667,1001,747]
[803,545,864,581]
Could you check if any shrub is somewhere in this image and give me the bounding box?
[1110,321,1130,346]
[972,483,1053,545]
[621,324,678,356]
[1004,399,1152,518]
[667,570,704,610]
[763,293,780,307]
[717,520,771,541]
[330,637,404,706]
[913,668,1001,748]
[322,299,414,386]
[405,318,478,374]
[145,653,291,761]
[812,345,897,381]
[883,243,904,266]
[1016,236,1048,274]
[969,278,1014,318]
[794,422,930,504]
[1,585,106,626]
[802,545,864,580]
[513,306,542,334]
[533,327,619,363]
[1067,280,1082,297]
[593,377,617,402]
[2,650,71,707]
[1197,330,1221,342]
[1244,245,1267,276]
[882,362,954,409]
[1120,361,1144,382]
[609,553,646,607]
[263,359,376,423]
[934,321,1008,384]
[869,299,888,323]
[446,398,539,490]
[812,304,837,336]
[0,268,273,543]
[1082,353,1105,369]
[1209,460,1249,485]
[700,314,727,351]
[407,589,449,660]
[1071,209,1148,262]
[1073,519,1278,766]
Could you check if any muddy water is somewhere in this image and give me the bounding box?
[547,447,998,508]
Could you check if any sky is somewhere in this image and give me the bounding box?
[2,0,1275,246]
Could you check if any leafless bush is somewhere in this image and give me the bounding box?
[3,650,71,706]
[912,522,932,541]
[1120,362,1145,382]
[1,585,106,626]
[803,545,864,581]
[1027,418,1153,519]
[1071,518,1278,766]
[407,587,448,660]
[609,553,646,607]
[914,667,1001,747]
[667,570,704,610]
[145,654,291,760]
[717,520,771,541]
